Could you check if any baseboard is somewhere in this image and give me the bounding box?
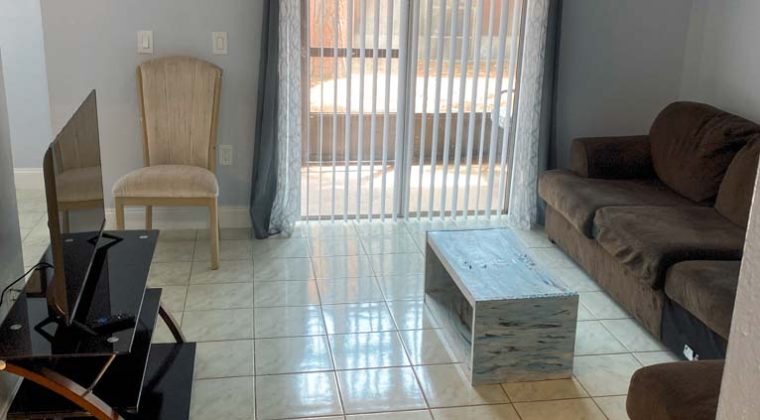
[13,168,44,190]
[104,206,251,230]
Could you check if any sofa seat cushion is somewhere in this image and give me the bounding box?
[539,170,696,237]
[665,261,740,339]
[594,206,745,288]
[112,165,219,199]
[626,360,723,420]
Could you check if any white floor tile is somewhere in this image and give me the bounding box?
[329,331,410,370]
[414,364,509,408]
[255,372,342,419]
[337,367,427,414]
[513,398,607,420]
[255,336,333,374]
[573,354,642,397]
[322,302,396,334]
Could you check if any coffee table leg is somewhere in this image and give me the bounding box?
[472,295,578,384]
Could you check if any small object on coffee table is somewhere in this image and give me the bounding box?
[425,228,578,385]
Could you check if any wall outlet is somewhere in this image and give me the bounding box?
[219,145,233,166]
[137,30,153,54]
[212,32,228,55]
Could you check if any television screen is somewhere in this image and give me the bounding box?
[43,90,106,325]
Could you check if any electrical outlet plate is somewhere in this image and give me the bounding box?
[219,145,233,166]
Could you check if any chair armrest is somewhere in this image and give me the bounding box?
[570,135,654,179]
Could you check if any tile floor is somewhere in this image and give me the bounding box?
[14,187,679,420]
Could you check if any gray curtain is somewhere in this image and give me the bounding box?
[250,0,280,239]
[537,0,561,225]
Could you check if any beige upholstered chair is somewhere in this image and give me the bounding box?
[113,56,222,269]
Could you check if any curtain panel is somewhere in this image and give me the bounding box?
[250,0,302,238]
[270,0,303,236]
[508,0,552,230]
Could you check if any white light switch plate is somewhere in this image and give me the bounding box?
[212,32,228,55]
[137,30,153,54]
[219,145,233,166]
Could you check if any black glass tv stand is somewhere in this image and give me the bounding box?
[0,230,195,420]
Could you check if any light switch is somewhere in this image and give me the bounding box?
[138,30,153,54]
[212,32,228,55]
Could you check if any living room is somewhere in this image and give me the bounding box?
[0,0,758,419]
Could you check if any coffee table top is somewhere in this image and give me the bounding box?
[426,228,576,303]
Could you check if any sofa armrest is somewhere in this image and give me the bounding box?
[626,360,723,420]
[570,135,654,179]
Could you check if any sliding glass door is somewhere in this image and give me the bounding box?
[302,0,523,221]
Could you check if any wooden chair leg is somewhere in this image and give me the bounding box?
[209,199,220,270]
[115,198,126,230]
[145,205,153,230]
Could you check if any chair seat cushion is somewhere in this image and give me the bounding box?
[594,206,744,288]
[57,166,103,203]
[538,170,696,237]
[112,165,218,198]
[626,360,723,420]
[665,261,740,339]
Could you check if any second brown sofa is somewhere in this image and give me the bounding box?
[539,101,760,359]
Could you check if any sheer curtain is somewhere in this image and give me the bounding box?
[270,0,302,236]
[508,0,551,230]
[250,0,302,238]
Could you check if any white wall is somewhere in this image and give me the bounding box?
[0,50,24,419]
[680,0,760,122]
[0,0,53,169]
[679,1,760,418]
[718,165,760,419]
[552,0,694,168]
[40,0,264,208]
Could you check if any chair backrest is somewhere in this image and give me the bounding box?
[137,56,222,171]
[53,90,100,173]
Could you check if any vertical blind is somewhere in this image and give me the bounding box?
[304,0,524,221]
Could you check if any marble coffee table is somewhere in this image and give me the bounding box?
[424,228,578,385]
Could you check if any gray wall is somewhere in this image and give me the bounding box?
[551,0,694,168]
[680,0,760,122]
[0,0,54,169]
[0,51,24,418]
[40,0,264,207]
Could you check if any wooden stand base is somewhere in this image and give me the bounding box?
[4,302,193,420]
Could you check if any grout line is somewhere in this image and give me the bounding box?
[589,395,613,420]
[251,247,259,420]
[314,267,346,418]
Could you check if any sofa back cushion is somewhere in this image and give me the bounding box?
[715,139,760,228]
[650,102,759,203]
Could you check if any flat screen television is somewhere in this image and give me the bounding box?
[42,90,106,326]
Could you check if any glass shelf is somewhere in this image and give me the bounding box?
[0,230,158,360]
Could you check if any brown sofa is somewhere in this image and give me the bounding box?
[539,102,760,358]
